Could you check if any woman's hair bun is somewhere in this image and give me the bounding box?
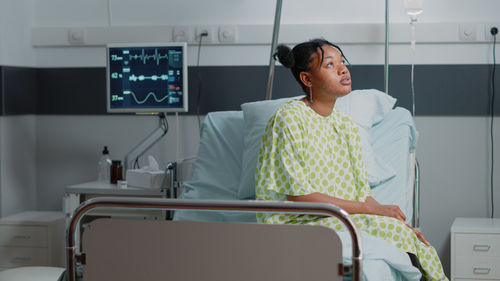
[274,44,295,68]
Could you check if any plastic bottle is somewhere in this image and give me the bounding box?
[110,160,123,184]
[97,146,112,183]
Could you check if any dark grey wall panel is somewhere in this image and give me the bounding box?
[0,66,38,115]
[389,65,492,116]
[190,66,301,114]
[190,65,499,116]
[0,65,498,116]
[37,67,106,115]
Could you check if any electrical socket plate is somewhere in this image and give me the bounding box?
[458,24,476,41]
[218,25,237,43]
[485,23,500,41]
[173,26,190,42]
[68,28,86,45]
[195,26,214,44]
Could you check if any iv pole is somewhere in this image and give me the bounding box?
[265,0,283,100]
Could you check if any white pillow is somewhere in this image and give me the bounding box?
[237,90,397,199]
[335,89,397,186]
[335,89,397,128]
[355,126,396,186]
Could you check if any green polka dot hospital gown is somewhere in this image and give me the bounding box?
[255,100,447,280]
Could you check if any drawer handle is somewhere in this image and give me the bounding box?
[473,244,491,251]
[10,257,32,263]
[13,235,31,240]
[473,267,491,275]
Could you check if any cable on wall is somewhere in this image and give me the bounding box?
[490,27,497,218]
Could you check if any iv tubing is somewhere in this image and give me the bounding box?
[384,0,389,94]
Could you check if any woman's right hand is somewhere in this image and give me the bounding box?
[367,201,406,222]
[288,194,407,222]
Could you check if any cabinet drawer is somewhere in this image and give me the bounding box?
[0,246,49,267]
[455,256,500,279]
[0,225,47,247]
[455,233,500,257]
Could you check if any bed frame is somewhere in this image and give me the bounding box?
[65,197,363,281]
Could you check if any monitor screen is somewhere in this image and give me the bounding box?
[106,43,188,113]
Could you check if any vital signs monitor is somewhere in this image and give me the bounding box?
[106,43,188,113]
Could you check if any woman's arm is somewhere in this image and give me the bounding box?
[287,193,430,246]
[287,193,406,222]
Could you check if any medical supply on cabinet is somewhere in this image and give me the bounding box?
[126,155,165,189]
[97,146,111,183]
[110,160,123,184]
[116,180,127,189]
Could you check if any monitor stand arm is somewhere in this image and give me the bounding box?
[123,113,167,178]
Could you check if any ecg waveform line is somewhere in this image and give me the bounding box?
[122,90,179,104]
[129,74,169,82]
[128,49,169,65]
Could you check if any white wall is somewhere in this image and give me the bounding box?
[0,0,36,66]
[1,0,500,276]
[0,116,37,217]
[0,0,37,217]
[416,116,500,275]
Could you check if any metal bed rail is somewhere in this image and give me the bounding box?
[66,197,363,281]
[413,158,421,229]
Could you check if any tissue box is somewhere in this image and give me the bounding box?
[126,169,165,189]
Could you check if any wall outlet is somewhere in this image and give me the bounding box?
[218,25,237,43]
[173,26,190,42]
[485,23,500,41]
[458,24,476,41]
[68,28,86,45]
[195,26,214,44]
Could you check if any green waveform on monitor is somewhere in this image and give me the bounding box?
[123,90,175,104]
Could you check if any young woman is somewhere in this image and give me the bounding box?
[255,38,447,280]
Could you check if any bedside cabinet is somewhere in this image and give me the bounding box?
[0,211,65,271]
[451,217,500,281]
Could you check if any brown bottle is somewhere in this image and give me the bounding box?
[110,160,123,184]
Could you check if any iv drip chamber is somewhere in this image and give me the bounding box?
[404,0,423,16]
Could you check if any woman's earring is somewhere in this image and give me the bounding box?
[309,87,313,104]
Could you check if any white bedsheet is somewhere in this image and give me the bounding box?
[337,231,421,281]
[370,107,418,222]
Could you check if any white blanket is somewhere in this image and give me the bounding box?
[338,231,422,281]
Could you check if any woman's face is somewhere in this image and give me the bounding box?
[307,45,351,99]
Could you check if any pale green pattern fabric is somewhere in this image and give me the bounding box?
[255,100,447,281]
